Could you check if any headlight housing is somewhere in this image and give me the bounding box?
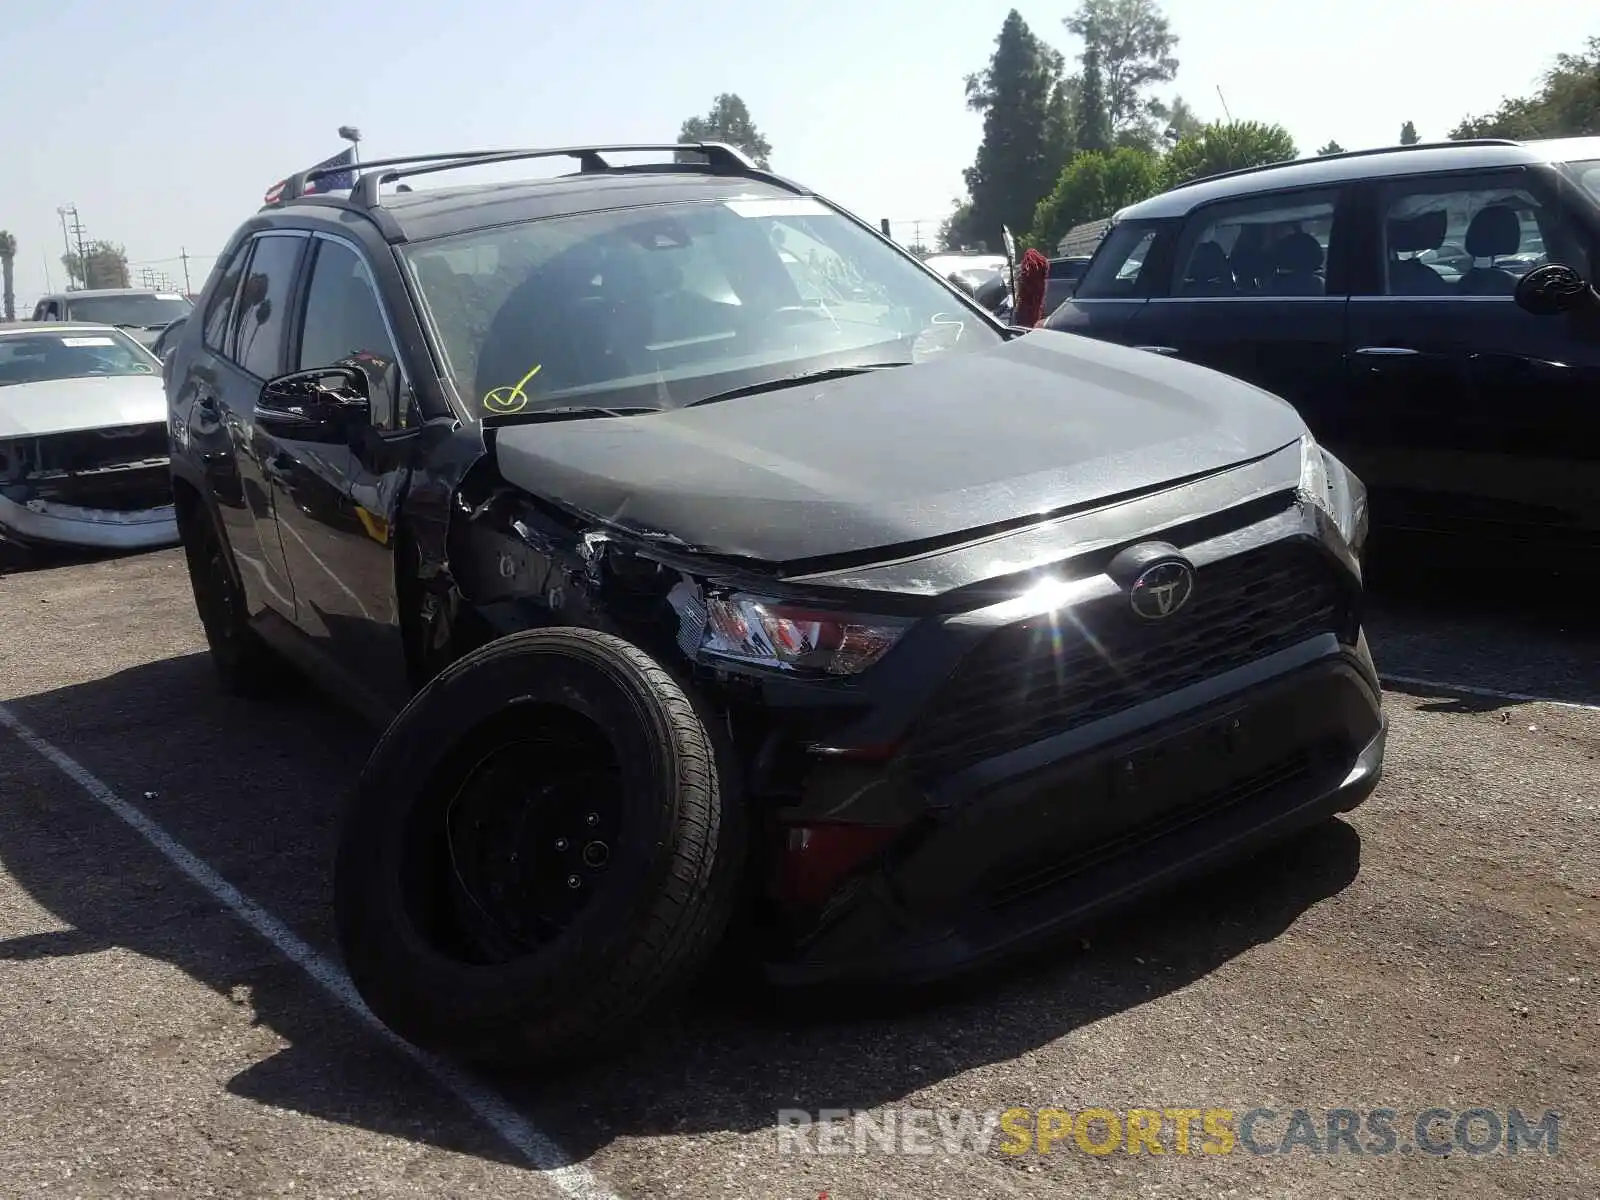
[1298,433,1367,553]
[699,594,908,676]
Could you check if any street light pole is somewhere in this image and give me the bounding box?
[56,206,74,289]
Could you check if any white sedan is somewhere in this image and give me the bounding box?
[0,323,178,551]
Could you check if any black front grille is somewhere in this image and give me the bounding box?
[983,745,1321,910]
[34,423,169,472]
[907,541,1348,780]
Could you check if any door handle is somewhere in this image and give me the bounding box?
[1352,346,1419,357]
[1132,345,1180,355]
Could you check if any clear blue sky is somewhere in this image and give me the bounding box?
[1,0,1593,309]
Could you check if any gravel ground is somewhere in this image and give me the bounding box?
[0,542,1594,1200]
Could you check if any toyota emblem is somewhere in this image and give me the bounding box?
[1128,560,1195,620]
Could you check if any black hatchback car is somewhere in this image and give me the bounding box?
[1046,136,1600,566]
[165,143,1385,1066]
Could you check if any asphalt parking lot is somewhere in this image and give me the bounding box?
[0,541,1595,1199]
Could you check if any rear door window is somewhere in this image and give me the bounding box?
[203,240,253,356]
[1171,190,1344,297]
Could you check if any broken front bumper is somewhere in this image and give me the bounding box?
[0,493,178,550]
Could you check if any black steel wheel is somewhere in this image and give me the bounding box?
[335,627,744,1067]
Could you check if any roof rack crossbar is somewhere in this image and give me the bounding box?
[301,142,762,208]
[1168,137,1526,192]
[271,142,759,206]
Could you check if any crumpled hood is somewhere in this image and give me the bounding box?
[0,374,167,439]
[491,331,1308,565]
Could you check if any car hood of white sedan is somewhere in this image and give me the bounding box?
[0,373,167,439]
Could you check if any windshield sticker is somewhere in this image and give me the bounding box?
[722,197,830,219]
[482,362,543,415]
[60,336,116,347]
[156,293,185,300]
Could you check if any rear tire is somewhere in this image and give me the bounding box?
[335,627,743,1067]
[180,505,294,696]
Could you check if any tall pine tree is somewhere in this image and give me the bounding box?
[956,10,1072,252]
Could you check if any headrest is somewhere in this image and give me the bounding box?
[1188,240,1230,279]
[1464,205,1521,259]
[1273,231,1324,275]
[1389,210,1447,254]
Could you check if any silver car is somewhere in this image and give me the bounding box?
[0,322,178,550]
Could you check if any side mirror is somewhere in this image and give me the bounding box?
[1514,263,1599,317]
[256,366,370,442]
[972,274,1010,313]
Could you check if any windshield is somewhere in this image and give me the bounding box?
[0,329,159,387]
[403,195,1001,417]
[1561,157,1600,206]
[62,293,192,328]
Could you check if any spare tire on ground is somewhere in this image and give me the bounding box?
[334,627,743,1067]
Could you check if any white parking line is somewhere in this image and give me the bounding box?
[0,702,624,1200]
[1379,674,1600,713]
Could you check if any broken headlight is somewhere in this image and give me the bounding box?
[699,594,908,676]
[1299,433,1368,554]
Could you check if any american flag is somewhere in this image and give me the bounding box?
[263,146,356,204]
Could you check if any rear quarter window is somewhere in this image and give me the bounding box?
[1072,221,1172,299]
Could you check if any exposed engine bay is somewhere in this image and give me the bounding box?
[0,422,176,546]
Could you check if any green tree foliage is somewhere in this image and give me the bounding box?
[1451,37,1600,138]
[1316,139,1346,156]
[678,93,772,168]
[1163,120,1298,187]
[939,201,978,252]
[959,9,1075,251]
[1029,146,1162,252]
[1162,95,1204,140]
[1399,120,1420,144]
[1064,0,1180,149]
[0,231,15,321]
[1075,44,1111,152]
[62,240,130,290]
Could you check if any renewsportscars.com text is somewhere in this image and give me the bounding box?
[775,1106,1562,1158]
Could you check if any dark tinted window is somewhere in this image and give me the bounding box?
[1562,158,1600,205]
[203,241,252,354]
[1173,190,1341,297]
[1073,222,1166,299]
[298,239,403,428]
[234,235,303,379]
[1377,171,1591,294]
[63,293,191,327]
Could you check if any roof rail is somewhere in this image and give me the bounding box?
[267,142,765,208]
[1167,138,1526,192]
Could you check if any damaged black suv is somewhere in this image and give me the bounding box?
[165,143,1386,1066]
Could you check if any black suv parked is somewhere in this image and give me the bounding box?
[1046,137,1600,565]
[166,143,1385,1066]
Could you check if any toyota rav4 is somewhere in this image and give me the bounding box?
[164,142,1386,1066]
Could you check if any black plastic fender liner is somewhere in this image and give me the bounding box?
[334,626,744,1066]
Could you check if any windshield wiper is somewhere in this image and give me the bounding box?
[486,404,657,422]
[683,363,913,409]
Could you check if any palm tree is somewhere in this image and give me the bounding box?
[0,231,15,322]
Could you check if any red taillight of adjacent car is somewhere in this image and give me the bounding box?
[771,821,906,909]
